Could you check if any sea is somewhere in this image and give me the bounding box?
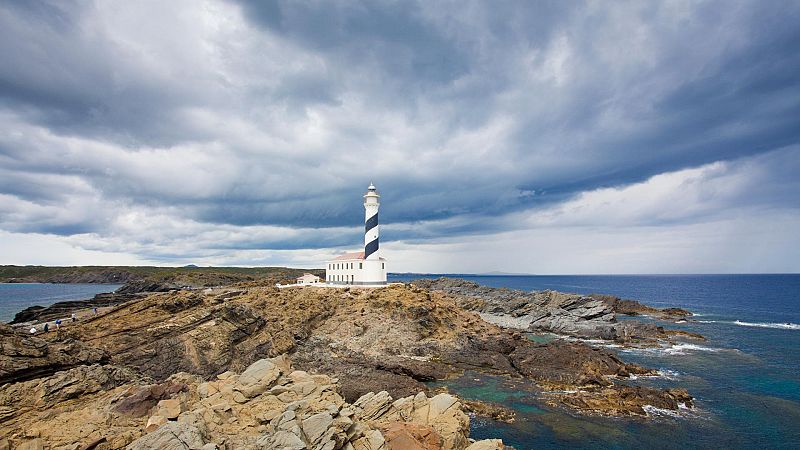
[389,274,800,449]
[1,275,799,448]
[0,283,123,323]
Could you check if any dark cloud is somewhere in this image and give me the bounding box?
[0,0,799,267]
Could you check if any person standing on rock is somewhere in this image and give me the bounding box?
[44,323,49,332]
[71,313,77,322]
[93,307,98,315]
[55,318,61,329]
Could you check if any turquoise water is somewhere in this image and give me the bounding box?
[391,274,800,449]
[0,283,123,322]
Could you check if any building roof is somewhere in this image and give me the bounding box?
[328,251,385,261]
[331,251,365,261]
[297,273,319,279]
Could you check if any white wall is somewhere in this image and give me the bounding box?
[324,258,387,284]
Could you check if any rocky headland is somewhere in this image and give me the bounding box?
[412,278,701,344]
[1,275,698,449]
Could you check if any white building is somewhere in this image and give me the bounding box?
[325,183,387,286]
[296,273,321,285]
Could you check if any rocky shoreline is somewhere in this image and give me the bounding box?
[2,276,699,449]
[412,278,701,344]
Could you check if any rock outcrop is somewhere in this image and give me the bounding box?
[412,278,699,343]
[1,354,505,449]
[0,323,108,384]
[1,276,696,449]
[10,293,144,324]
[588,294,692,319]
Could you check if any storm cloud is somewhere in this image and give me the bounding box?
[1,0,799,273]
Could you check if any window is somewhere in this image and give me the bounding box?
[359,263,362,269]
[382,263,385,269]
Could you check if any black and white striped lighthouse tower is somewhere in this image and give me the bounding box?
[324,183,387,285]
[363,183,380,260]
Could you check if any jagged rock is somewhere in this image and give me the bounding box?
[509,341,654,388]
[354,392,394,421]
[352,391,470,450]
[352,430,386,450]
[127,421,206,449]
[553,385,694,416]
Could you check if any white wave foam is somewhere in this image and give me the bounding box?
[622,342,727,356]
[642,405,682,418]
[696,319,799,330]
[665,343,725,355]
[657,369,681,379]
[733,320,800,330]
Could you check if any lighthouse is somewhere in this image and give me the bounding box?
[364,183,380,260]
[325,183,388,286]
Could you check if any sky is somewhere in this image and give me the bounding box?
[1,0,799,274]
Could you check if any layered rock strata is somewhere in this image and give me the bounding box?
[412,278,699,343]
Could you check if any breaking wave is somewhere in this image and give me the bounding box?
[642,405,683,418]
[621,343,729,356]
[732,320,800,330]
[696,319,799,330]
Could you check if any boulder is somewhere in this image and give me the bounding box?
[302,412,334,444]
[381,422,442,450]
[157,398,182,419]
[145,414,168,432]
[114,381,187,417]
[234,359,281,398]
[465,440,505,450]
